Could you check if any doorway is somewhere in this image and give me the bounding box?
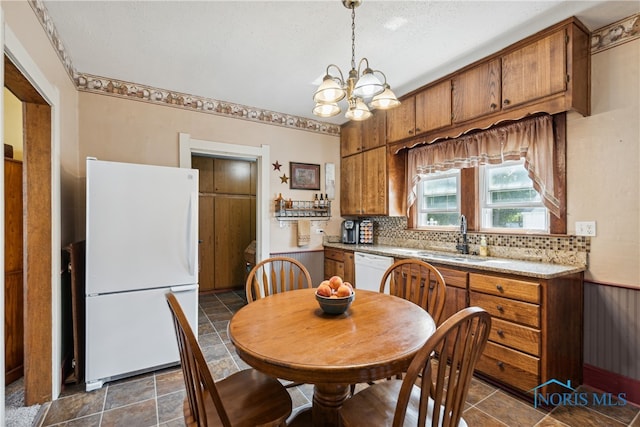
[4,54,54,405]
[179,133,271,268]
[192,155,257,291]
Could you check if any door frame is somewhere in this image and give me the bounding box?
[179,133,270,265]
[2,22,63,405]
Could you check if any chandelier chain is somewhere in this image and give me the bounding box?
[351,4,356,70]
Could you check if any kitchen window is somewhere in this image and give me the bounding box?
[407,114,566,234]
[480,160,548,231]
[417,170,460,227]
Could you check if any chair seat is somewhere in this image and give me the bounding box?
[341,380,468,427]
[183,369,291,427]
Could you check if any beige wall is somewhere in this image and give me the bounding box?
[3,88,23,160]
[77,92,341,254]
[567,38,639,287]
[3,0,80,245]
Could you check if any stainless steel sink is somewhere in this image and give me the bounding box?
[416,252,489,263]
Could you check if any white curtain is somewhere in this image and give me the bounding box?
[407,115,561,218]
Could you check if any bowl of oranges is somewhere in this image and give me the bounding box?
[315,276,355,314]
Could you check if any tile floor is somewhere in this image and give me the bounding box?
[25,291,640,427]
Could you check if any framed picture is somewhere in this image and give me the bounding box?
[290,162,321,190]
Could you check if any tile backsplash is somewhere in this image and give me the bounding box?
[367,216,589,267]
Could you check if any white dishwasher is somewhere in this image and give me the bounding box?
[354,252,394,292]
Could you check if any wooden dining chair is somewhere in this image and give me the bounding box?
[341,306,491,427]
[245,256,313,303]
[380,259,447,325]
[166,293,292,427]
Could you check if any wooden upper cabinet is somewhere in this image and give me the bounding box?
[361,146,388,215]
[452,60,501,123]
[342,110,386,157]
[214,158,252,194]
[386,95,416,143]
[416,80,452,132]
[501,29,567,110]
[362,110,386,151]
[192,156,214,193]
[341,120,362,157]
[340,154,363,215]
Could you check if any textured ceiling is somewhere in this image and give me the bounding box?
[43,1,640,125]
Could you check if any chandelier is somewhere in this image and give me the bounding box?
[312,0,400,121]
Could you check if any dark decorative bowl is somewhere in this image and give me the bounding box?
[315,292,355,315]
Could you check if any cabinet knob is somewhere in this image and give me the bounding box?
[415,127,421,133]
[490,103,497,109]
[408,129,414,135]
[496,305,504,312]
[496,284,504,292]
[496,361,504,369]
[503,99,511,106]
[497,329,505,337]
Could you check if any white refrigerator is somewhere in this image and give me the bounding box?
[85,158,199,391]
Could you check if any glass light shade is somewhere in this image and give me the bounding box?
[345,98,372,121]
[313,102,341,118]
[313,76,346,104]
[352,69,384,99]
[370,86,400,109]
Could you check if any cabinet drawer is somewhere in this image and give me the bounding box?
[324,248,345,262]
[470,273,540,303]
[476,341,540,392]
[490,317,540,356]
[469,291,540,328]
[435,266,468,289]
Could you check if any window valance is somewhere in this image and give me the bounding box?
[407,114,561,218]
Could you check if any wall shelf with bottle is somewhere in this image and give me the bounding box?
[275,193,332,219]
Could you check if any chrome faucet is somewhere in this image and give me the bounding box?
[456,215,469,254]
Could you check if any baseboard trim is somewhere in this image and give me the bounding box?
[583,364,640,406]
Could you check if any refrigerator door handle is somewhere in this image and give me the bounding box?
[187,192,197,276]
[170,284,198,293]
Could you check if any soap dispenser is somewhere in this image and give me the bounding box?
[479,236,489,257]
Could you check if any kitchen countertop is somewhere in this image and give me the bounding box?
[323,242,586,279]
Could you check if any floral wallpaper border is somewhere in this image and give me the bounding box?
[27,0,341,136]
[591,13,640,54]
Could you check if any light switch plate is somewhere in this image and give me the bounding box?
[575,221,596,236]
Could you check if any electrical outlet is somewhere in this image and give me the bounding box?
[575,221,596,237]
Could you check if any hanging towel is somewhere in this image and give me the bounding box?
[297,220,311,247]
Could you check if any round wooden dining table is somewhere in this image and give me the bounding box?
[228,288,436,427]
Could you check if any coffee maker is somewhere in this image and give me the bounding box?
[341,220,359,244]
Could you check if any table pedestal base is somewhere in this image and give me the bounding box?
[312,383,349,426]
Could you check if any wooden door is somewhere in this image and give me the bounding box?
[340,154,363,216]
[501,29,566,109]
[386,95,416,143]
[416,80,453,132]
[452,60,501,123]
[361,146,387,215]
[4,159,24,385]
[214,197,252,288]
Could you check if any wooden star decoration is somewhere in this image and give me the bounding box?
[280,174,289,184]
[272,161,282,171]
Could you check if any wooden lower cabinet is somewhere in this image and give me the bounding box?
[324,248,354,285]
[469,271,583,396]
[432,265,468,326]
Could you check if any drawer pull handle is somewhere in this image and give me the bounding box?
[496,284,504,292]
[496,305,504,312]
[496,361,504,368]
[497,329,505,337]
